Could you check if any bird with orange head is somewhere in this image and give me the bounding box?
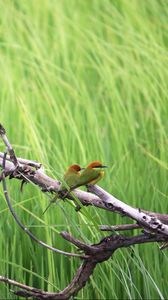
[43,161,108,214]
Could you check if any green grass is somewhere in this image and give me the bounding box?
[0,0,168,298]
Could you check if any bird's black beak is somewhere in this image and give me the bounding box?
[80,167,85,170]
[94,165,108,169]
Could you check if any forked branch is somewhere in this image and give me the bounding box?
[0,123,168,299]
[0,233,167,299]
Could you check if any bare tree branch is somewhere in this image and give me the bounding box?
[88,185,168,236]
[0,233,166,299]
[1,157,168,227]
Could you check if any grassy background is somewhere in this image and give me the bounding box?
[0,0,168,298]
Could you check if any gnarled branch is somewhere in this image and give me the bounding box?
[0,233,167,299]
[0,123,168,299]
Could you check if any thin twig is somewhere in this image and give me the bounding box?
[0,276,46,294]
[100,223,141,231]
[0,124,18,167]
[1,151,86,259]
[61,231,99,253]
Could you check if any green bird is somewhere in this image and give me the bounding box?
[77,161,108,187]
[43,164,82,214]
[43,161,108,214]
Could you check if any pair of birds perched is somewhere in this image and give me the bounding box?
[43,161,108,214]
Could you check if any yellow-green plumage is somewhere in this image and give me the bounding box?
[77,168,104,186]
[76,161,107,187]
[60,166,81,191]
[43,164,82,214]
[43,161,107,214]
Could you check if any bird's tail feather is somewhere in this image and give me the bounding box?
[42,192,59,215]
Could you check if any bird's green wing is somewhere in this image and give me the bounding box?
[60,173,80,190]
[75,168,100,187]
